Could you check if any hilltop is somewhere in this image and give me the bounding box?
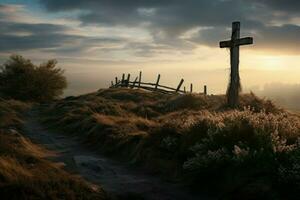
[0,99,110,200]
[39,88,300,199]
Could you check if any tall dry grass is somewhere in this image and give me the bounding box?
[42,88,298,199]
[0,99,110,200]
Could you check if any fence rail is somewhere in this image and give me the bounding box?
[109,71,207,95]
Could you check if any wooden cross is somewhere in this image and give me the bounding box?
[220,21,253,108]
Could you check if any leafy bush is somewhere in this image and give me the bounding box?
[0,55,67,102]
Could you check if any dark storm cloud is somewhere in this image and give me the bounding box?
[256,0,300,13]
[41,0,256,29]
[0,29,123,52]
[0,17,80,51]
[39,0,273,28]
[0,4,127,53]
[0,33,80,51]
[39,0,300,53]
[41,0,167,12]
[255,24,300,53]
[41,0,300,51]
[0,22,67,34]
[1,1,300,55]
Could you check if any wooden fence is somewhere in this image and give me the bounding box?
[109,71,207,95]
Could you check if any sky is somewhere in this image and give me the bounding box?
[1,0,300,97]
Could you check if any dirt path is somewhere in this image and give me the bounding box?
[23,108,211,200]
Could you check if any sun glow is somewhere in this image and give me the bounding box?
[259,56,285,70]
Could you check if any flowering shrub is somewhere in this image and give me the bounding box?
[182,108,300,196]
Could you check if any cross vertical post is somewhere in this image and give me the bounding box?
[229,22,240,108]
[220,21,253,108]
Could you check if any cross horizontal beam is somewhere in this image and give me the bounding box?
[220,37,253,48]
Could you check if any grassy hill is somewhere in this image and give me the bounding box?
[0,99,110,200]
[40,88,300,199]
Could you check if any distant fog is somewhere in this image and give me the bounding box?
[249,83,300,111]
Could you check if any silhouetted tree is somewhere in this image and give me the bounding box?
[0,55,67,102]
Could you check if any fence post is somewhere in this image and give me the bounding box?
[176,79,184,93]
[132,76,138,88]
[115,77,118,85]
[138,71,142,88]
[204,85,207,95]
[190,83,193,93]
[155,74,161,91]
[121,74,125,87]
[184,86,186,93]
[126,73,130,87]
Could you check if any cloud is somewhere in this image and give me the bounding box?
[188,24,300,54]
[40,0,257,33]
[0,4,24,19]
[2,0,300,59]
[0,19,100,52]
[255,24,300,54]
[256,0,300,14]
[0,33,80,51]
[0,4,128,56]
[0,21,68,35]
[38,0,300,54]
